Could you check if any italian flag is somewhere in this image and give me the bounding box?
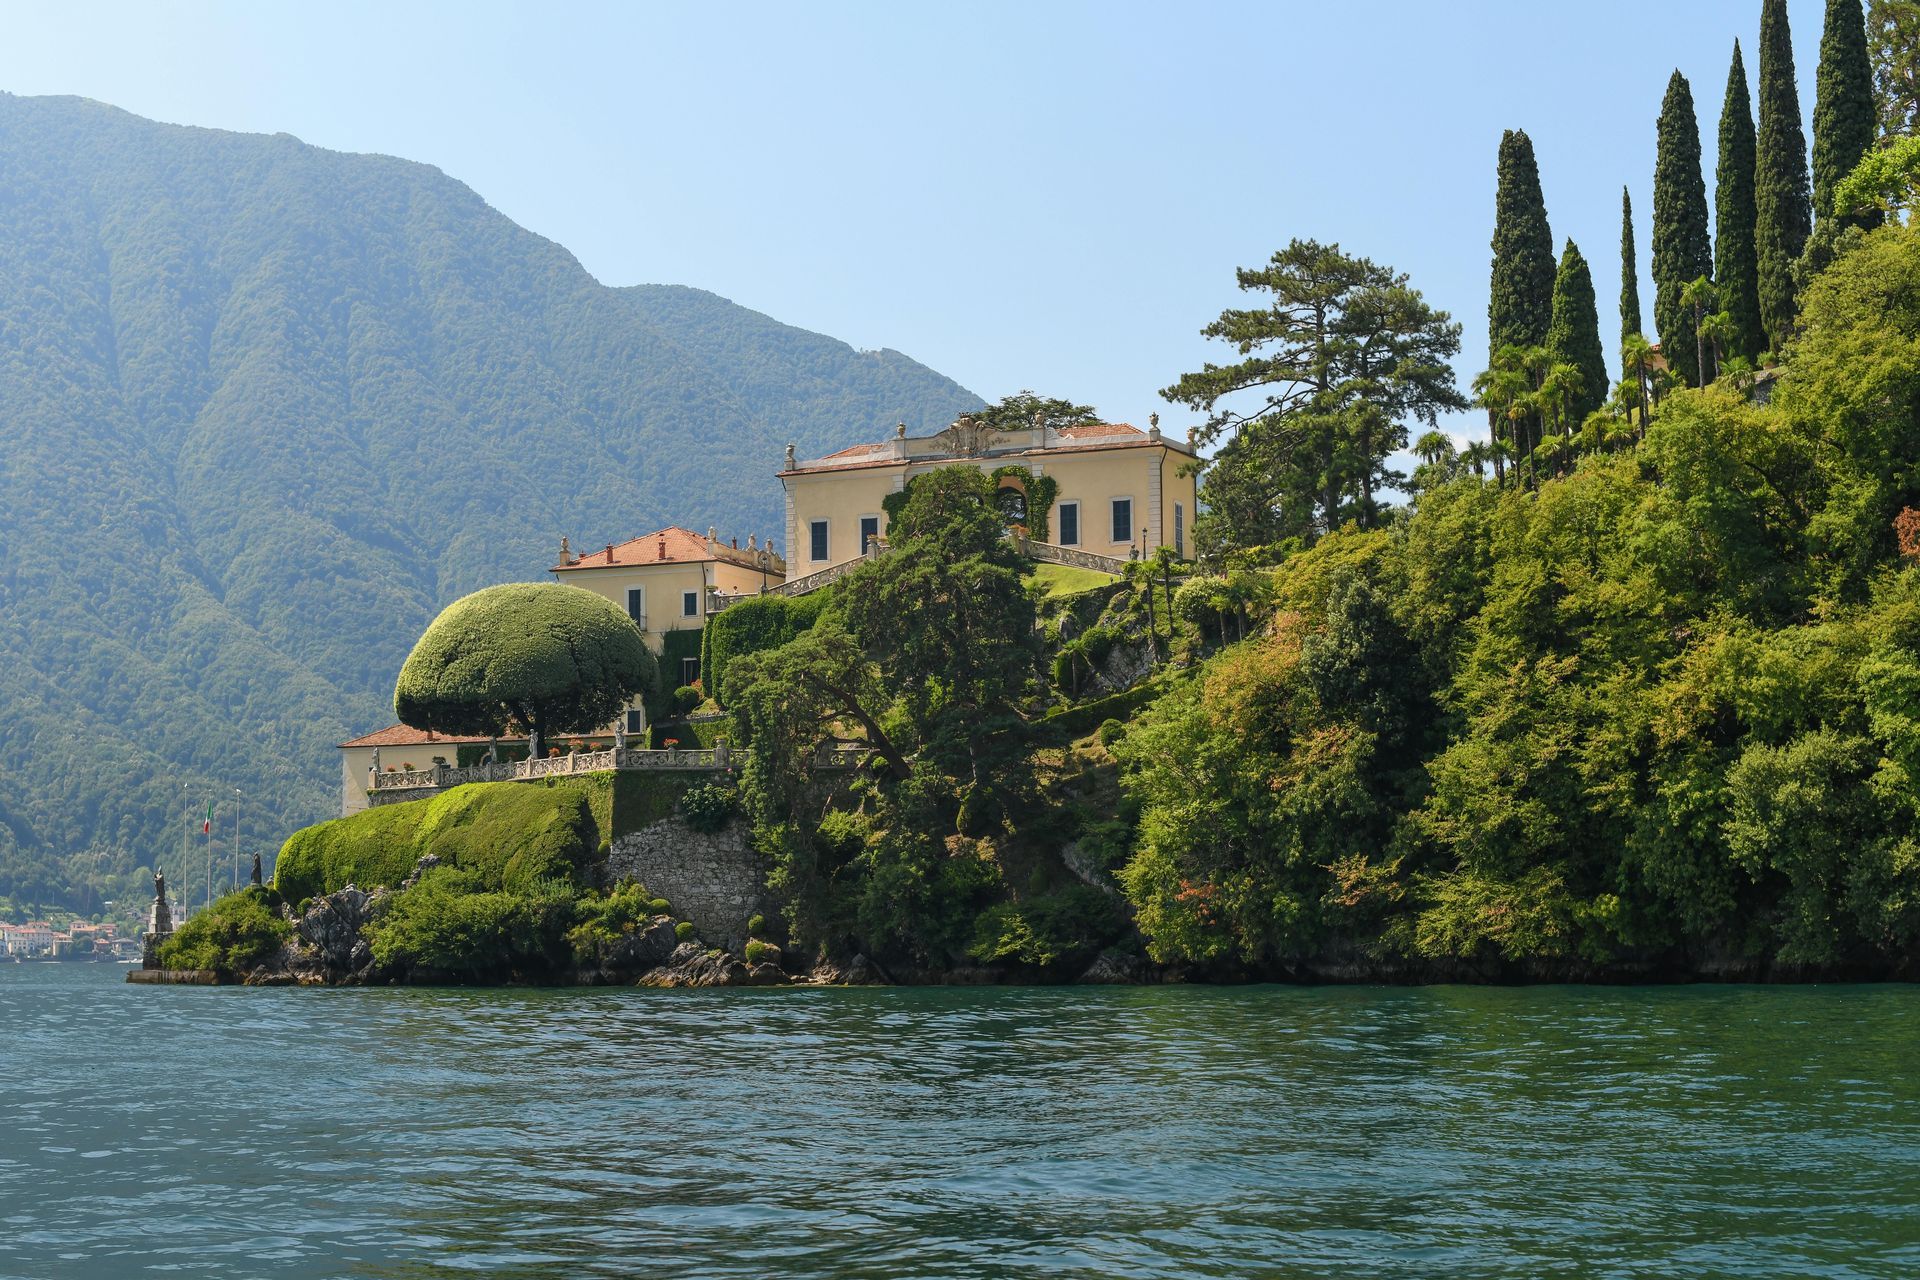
[202,800,213,835]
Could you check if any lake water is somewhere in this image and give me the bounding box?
[1,964,1915,1279]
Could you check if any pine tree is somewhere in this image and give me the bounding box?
[1546,239,1608,425]
[1717,41,1766,362]
[1756,0,1812,351]
[1654,71,1715,388]
[1814,0,1878,226]
[1488,130,1556,356]
[1620,186,1642,347]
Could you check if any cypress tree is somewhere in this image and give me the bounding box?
[1620,186,1642,347]
[1653,71,1714,388]
[1717,41,1766,363]
[1813,0,1878,225]
[1756,0,1812,351]
[1546,239,1607,424]
[1488,129,1556,356]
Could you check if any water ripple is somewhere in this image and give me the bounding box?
[0,969,1915,1278]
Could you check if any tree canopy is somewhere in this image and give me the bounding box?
[393,583,658,741]
[1161,239,1463,544]
[1655,70,1715,387]
[1717,40,1768,364]
[1757,0,1813,350]
[1814,0,1878,225]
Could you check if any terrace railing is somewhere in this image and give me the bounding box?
[367,740,861,797]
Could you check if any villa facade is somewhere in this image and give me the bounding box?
[339,412,1205,816]
[552,525,785,700]
[778,415,1200,574]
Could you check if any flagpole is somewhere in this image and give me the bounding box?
[180,784,189,921]
[233,788,242,892]
[204,797,211,914]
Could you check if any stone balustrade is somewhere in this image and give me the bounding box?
[366,740,868,804]
[1021,539,1130,575]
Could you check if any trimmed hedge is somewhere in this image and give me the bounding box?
[394,582,659,736]
[274,780,603,902]
[1036,673,1182,741]
[700,590,828,706]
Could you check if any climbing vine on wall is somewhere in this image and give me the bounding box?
[992,466,1059,541]
[884,467,1061,540]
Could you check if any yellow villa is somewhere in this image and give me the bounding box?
[551,525,786,697]
[777,414,1200,577]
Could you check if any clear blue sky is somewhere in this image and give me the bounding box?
[0,1,1824,447]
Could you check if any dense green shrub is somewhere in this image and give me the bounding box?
[1037,674,1180,740]
[746,913,767,938]
[679,781,738,832]
[366,869,576,980]
[648,897,672,914]
[968,885,1128,975]
[675,920,695,942]
[567,881,662,967]
[1097,718,1126,747]
[155,886,291,973]
[274,781,600,902]
[743,939,778,966]
[700,590,827,706]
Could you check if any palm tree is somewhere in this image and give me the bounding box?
[1459,441,1492,478]
[1472,350,1532,488]
[1529,359,1582,479]
[1619,333,1658,435]
[1680,276,1718,386]
[1413,430,1456,468]
[1698,308,1737,377]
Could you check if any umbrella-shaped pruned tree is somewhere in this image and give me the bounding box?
[394,583,658,744]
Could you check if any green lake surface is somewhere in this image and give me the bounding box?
[1,963,1915,1278]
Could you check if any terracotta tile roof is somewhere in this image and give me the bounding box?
[784,421,1182,476]
[554,526,714,571]
[1056,421,1144,440]
[338,724,605,750]
[337,725,495,749]
[821,442,892,461]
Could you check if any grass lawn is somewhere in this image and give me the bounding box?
[1028,562,1120,599]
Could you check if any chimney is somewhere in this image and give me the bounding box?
[656,534,666,560]
[731,536,739,549]
[605,544,615,563]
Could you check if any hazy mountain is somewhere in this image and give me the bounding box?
[0,93,979,909]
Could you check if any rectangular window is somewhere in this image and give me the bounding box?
[1058,501,1079,546]
[859,515,880,553]
[810,519,830,562]
[682,657,701,687]
[625,708,645,734]
[1174,503,1185,559]
[1110,497,1133,545]
[625,587,645,626]
[682,589,700,618]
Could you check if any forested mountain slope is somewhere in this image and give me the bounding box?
[0,94,979,908]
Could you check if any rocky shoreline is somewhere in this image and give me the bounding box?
[132,867,1918,990]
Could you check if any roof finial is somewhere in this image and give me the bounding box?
[784,443,797,470]
[897,422,907,438]
[560,535,571,565]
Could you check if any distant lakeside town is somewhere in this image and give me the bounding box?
[2,917,141,962]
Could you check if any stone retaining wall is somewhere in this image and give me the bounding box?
[604,815,769,953]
